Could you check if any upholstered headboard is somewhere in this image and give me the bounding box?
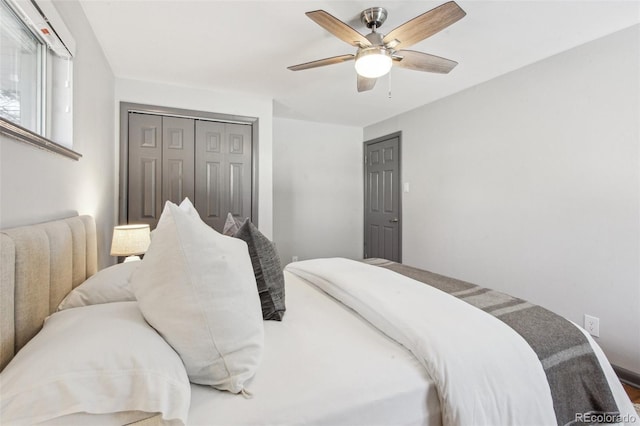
[0,215,97,371]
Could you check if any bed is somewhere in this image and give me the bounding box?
[0,210,638,426]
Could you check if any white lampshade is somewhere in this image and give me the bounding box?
[355,47,392,79]
[110,224,151,258]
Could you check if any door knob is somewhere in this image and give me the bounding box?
[389,218,399,223]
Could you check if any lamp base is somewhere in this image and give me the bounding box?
[123,255,141,263]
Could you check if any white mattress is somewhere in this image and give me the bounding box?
[187,271,441,426]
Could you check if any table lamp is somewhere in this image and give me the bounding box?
[110,224,151,262]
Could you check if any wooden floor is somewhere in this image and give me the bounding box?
[623,383,640,404]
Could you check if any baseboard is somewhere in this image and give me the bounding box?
[613,364,640,388]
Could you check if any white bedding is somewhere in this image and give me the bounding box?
[187,270,442,426]
[285,258,639,426]
[4,253,636,426]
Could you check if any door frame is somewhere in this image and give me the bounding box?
[363,131,402,261]
[118,102,259,226]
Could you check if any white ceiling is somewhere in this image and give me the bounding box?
[78,1,640,128]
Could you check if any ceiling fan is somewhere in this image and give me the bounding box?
[287,1,466,92]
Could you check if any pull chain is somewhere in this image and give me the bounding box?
[388,69,392,99]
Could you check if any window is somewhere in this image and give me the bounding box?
[0,0,79,159]
[0,0,42,131]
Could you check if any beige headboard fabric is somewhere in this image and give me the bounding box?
[0,215,97,371]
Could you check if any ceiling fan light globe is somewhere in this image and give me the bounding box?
[355,48,392,79]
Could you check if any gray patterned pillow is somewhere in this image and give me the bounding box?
[233,219,285,321]
[222,213,246,236]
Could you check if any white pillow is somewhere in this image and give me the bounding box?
[57,261,139,310]
[0,302,191,425]
[131,200,264,394]
[178,197,201,220]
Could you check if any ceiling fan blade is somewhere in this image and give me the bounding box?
[288,54,355,71]
[383,1,466,50]
[306,10,372,48]
[357,75,377,92]
[392,50,458,74]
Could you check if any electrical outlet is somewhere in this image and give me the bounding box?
[292,256,299,262]
[584,314,600,337]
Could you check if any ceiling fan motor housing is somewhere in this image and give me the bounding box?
[365,31,385,46]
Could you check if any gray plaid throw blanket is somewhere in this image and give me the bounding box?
[364,258,620,426]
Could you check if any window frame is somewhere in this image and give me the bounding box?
[0,116,81,160]
[0,0,80,160]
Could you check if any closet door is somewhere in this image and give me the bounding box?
[128,113,162,227]
[162,117,195,206]
[195,121,252,231]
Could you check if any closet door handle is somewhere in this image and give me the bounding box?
[389,218,399,223]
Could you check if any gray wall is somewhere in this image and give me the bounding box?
[365,25,640,373]
[0,0,116,269]
[273,118,363,264]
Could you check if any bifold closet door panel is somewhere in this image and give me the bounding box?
[128,113,163,227]
[195,121,252,232]
[162,116,195,206]
[226,123,252,223]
